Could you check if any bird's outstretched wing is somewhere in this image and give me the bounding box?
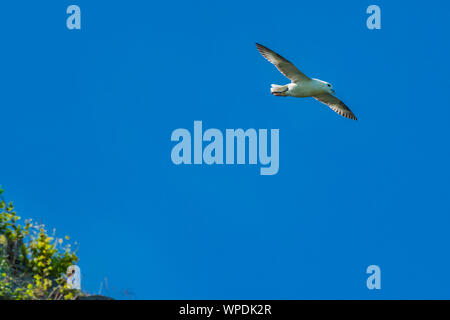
[314,93,358,120]
[256,43,310,83]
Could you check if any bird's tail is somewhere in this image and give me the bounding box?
[271,84,288,97]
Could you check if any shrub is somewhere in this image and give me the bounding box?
[0,186,79,300]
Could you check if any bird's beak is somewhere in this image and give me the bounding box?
[331,89,336,95]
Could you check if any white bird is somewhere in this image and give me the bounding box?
[67,265,81,290]
[256,43,357,120]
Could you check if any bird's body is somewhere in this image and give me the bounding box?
[271,80,328,97]
[256,43,358,120]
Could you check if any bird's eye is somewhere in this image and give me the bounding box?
[327,84,331,87]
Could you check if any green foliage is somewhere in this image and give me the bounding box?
[0,186,79,300]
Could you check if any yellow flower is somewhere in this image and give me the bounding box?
[64,292,74,300]
[0,235,7,245]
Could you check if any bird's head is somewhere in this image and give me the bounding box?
[324,82,335,95]
[315,79,336,95]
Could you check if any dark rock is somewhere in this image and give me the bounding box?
[77,295,114,300]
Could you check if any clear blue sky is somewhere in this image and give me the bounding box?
[1,0,450,299]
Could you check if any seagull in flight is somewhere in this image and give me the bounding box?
[256,43,357,120]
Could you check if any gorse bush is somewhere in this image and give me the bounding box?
[0,186,79,300]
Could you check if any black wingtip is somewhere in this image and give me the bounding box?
[255,43,268,55]
[255,43,266,49]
